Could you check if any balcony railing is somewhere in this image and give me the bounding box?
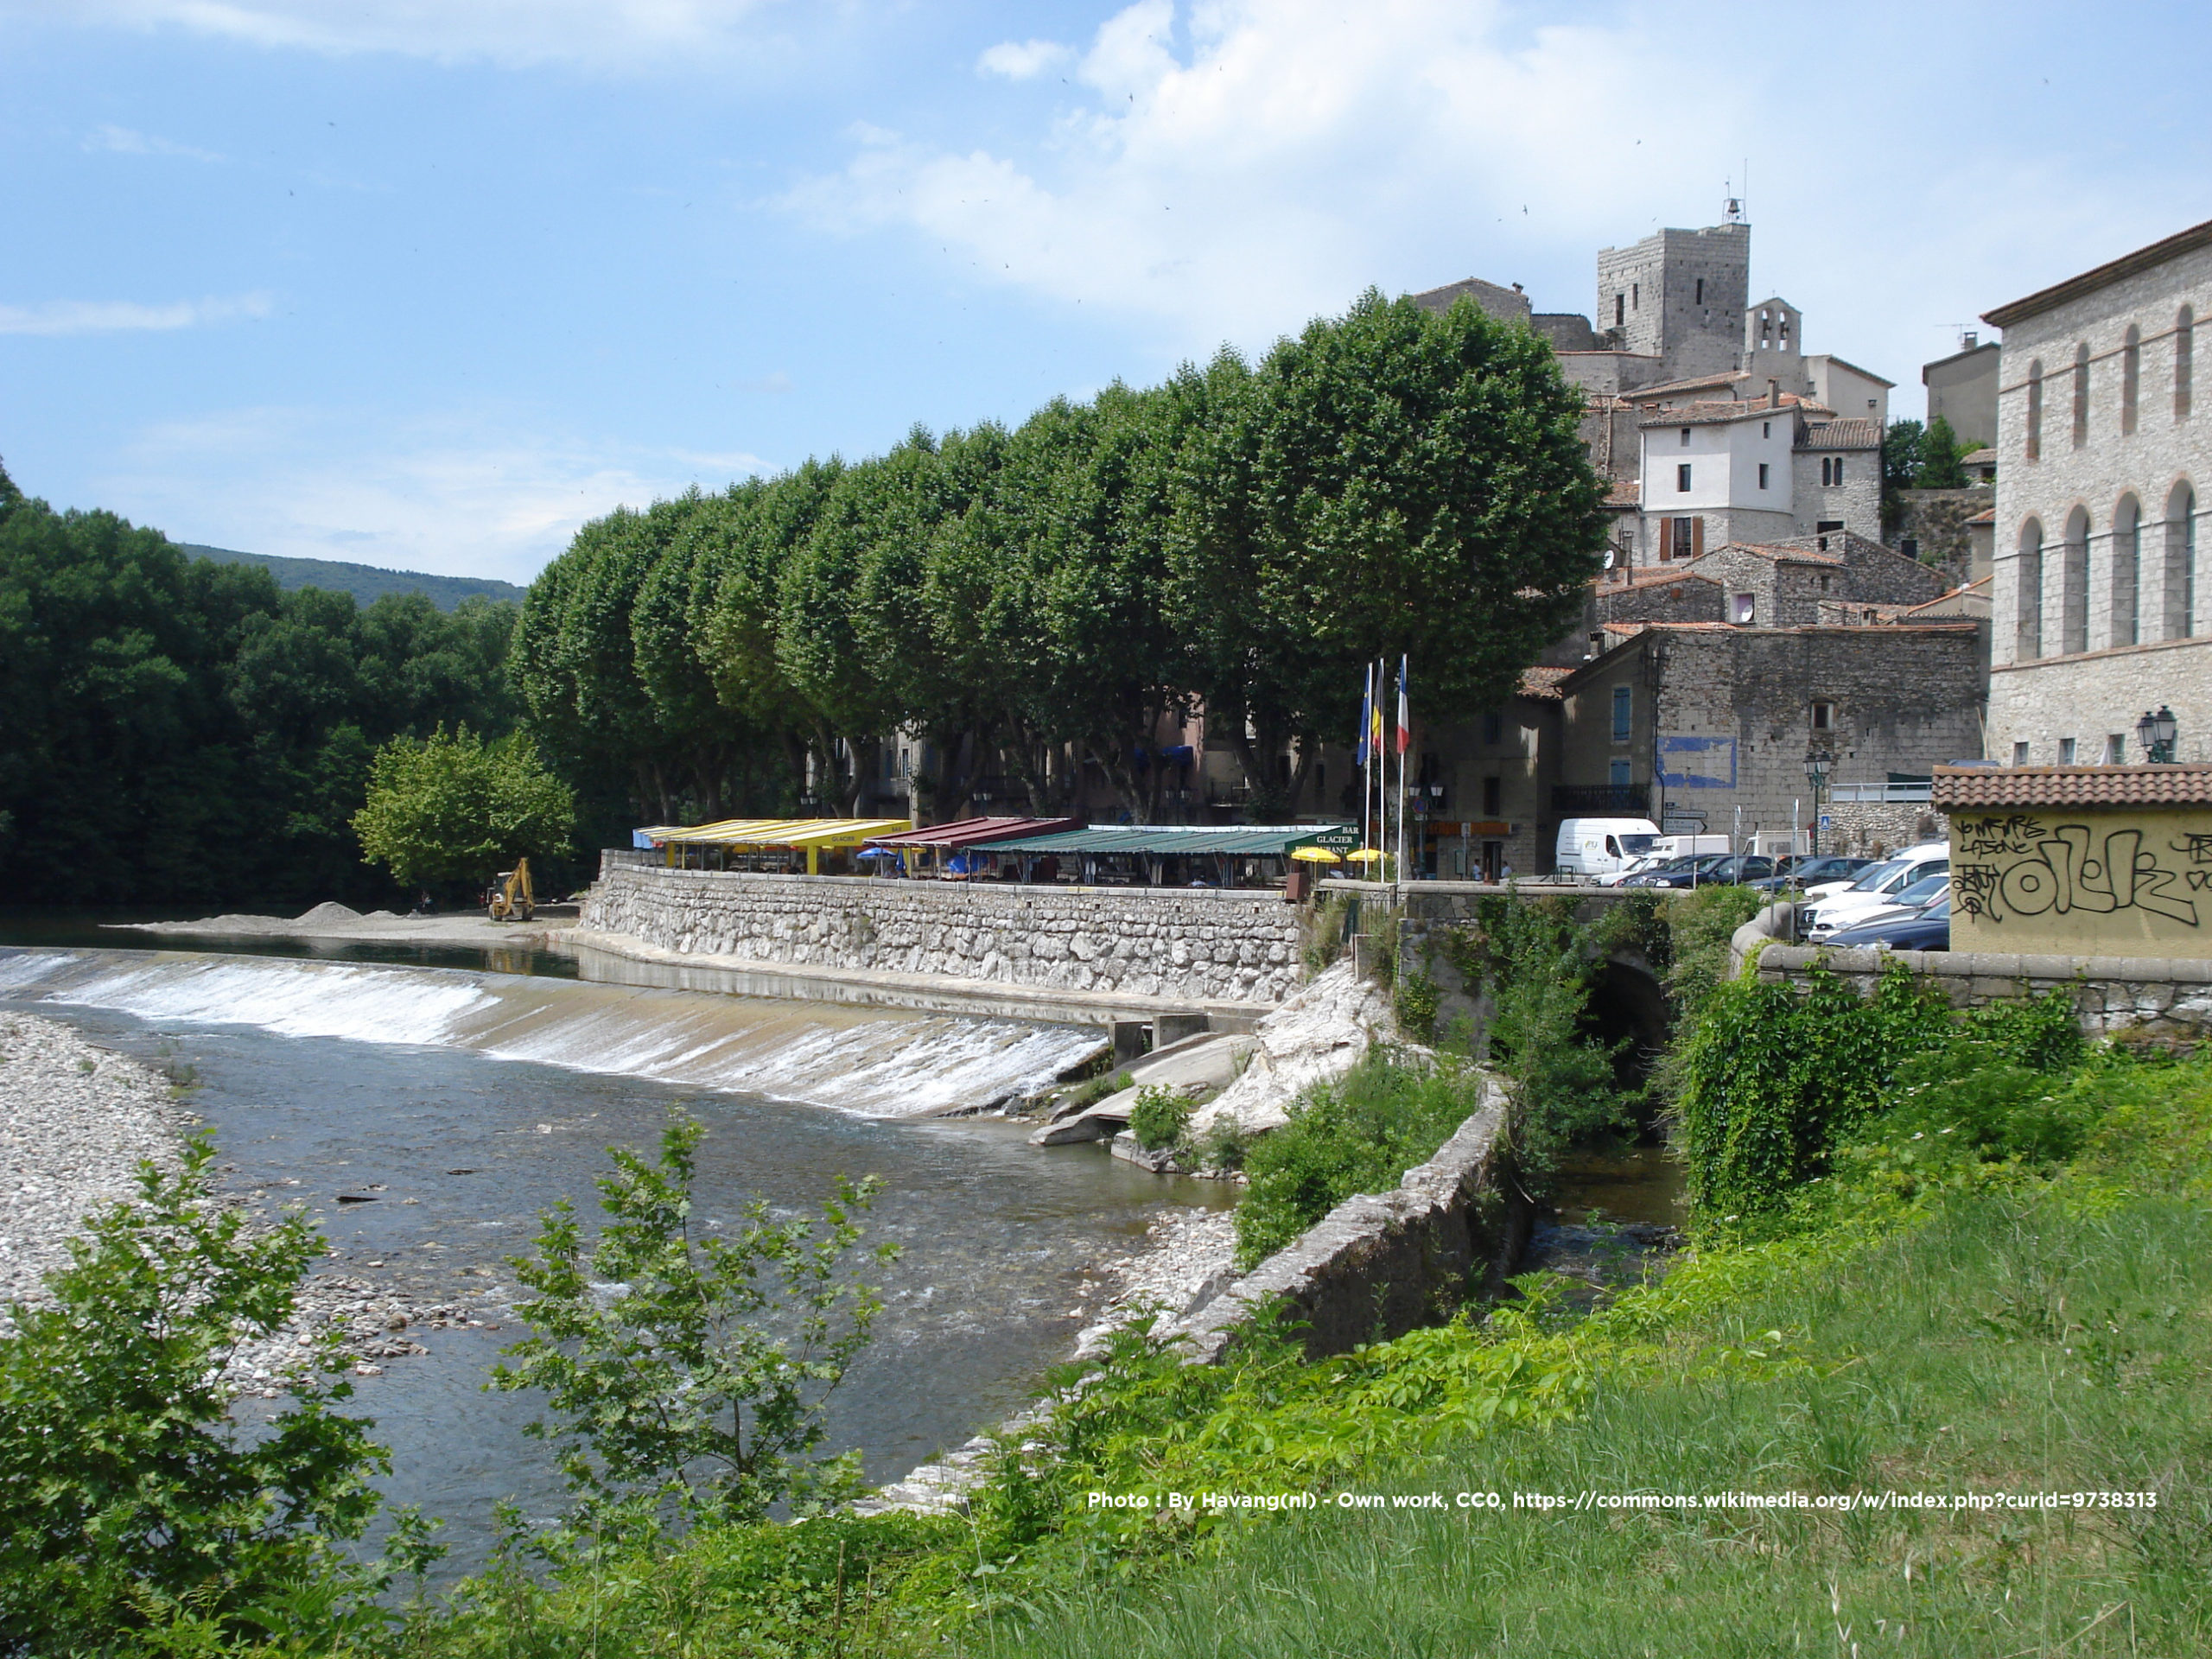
[1551,783,1649,814]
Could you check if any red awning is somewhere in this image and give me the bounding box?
[863,816,1081,849]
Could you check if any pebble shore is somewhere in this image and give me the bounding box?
[0,1012,467,1387]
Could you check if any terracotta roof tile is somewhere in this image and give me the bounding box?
[1961,448,1997,464]
[1725,542,1847,566]
[1517,665,1572,699]
[1967,506,1996,524]
[1799,416,1882,450]
[1933,763,2212,810]
[1596,563,1719,589]
[1605,479,1641,506]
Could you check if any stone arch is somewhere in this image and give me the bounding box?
[2061,505,2091,653]
[2113,493,2142,646]
[1583,954,1670,1109]
[2167,478,2197,639]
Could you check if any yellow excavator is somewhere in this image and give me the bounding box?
[485,858,535,923]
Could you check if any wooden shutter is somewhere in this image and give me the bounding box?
[1692,516,1706,558]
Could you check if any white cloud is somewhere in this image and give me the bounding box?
[84,123,226,162]
[0,292,273,336]
[99,407,772,583]
[796,0,2195,416]
[977,38,1071,80]
[54,0,781,69]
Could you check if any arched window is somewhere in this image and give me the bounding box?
[2016,518,2044,660]
[2072,342,2090,448]
[2174,483,2200,638]
[2123,324,2141,435]
[2026,359,2044,460]
[2178,306,2195,423]
[2114,495,2141,646]
[2062,506,2090,654]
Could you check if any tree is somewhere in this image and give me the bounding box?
[1917,414,1968,490]
[492,1114,896,1529]
[0,1137,387,1649]
[352,724,575,889]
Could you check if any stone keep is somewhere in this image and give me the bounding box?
[1597,222,1750,382]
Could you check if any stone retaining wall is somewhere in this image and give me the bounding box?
[1179,1076,1524,1363]
[1751,942,2212,1040]
[582,865,1306,1007]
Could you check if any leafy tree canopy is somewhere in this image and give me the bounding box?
[352,724,575,889]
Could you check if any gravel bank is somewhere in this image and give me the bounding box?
[0,1012,472,1385]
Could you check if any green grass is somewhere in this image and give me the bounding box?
[994,1188,2212,1657]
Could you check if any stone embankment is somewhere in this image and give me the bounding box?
[581,866,1305,1009]
[0,1012,470,1386]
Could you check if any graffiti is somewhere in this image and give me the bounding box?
[1953,823,2197,928]
[1955,815,2047,855]
[2176,833,2212,867]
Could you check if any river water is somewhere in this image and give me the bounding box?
[0,937,1230,1566]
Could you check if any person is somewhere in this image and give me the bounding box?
[1033,854,1059,884]
[411,889,434,916]
[1497,860,1514,882]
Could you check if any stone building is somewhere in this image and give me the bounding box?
[1595,221,1750,381]
[1554,620,1983,855]
[1923,337,2001,448]
[1632,399,1884,562]
[1985,218,2212,768]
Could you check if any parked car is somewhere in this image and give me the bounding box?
[1802,856,1951,939]
[1826,898,1950,951]
[1624,853,1776,889]
[1747,855,1872,893]
[1800,841,1948,906]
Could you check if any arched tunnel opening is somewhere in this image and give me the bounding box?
[1579,957,1672,1137]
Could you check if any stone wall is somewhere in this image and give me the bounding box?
[1894,486,1995,576]
[1751,942,2212,1041]
[582,864,1306,1007]
[1179,1075,1526,1362]
[1821,799,1944,857]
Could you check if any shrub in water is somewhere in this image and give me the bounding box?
[1128,1085,1197,1151]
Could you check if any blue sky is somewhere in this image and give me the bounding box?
[3,0,2208,584]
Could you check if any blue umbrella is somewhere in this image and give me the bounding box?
[856,847,895,859]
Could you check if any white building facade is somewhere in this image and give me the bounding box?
[1986,219,2212,766]
[1635,401,1882,563]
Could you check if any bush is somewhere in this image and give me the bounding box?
[351,722,575,889]
[0,1136,387,1652]
[1234,1055,1484,1269]
[492,1113,898,1531]
[1128,1085,1197,1151]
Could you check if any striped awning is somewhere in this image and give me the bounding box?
[648,817,913,849]
[982,823,1357,856]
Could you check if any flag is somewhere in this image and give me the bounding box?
[1370,662,1385,765]
[1395,656,1411,755]
[1355,664,1372,766]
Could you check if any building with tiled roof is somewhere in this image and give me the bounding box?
[1632,392,1885,561]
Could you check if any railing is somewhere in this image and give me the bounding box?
[1827,782,1933,804]
[1551,784,1649,814]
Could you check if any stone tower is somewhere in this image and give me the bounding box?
[1595,220,1751,382]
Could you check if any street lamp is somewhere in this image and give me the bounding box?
[2137,706,2179,764]
[1802,750,1832,856]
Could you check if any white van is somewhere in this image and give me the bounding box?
[1554,817,1664,881]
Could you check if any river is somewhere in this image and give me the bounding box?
[0,933,1231,1567]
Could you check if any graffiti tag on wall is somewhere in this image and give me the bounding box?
[1951,815,2201,928]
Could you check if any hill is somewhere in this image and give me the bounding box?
[175,544,527,612]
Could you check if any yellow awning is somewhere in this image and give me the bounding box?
[656,817,912,849]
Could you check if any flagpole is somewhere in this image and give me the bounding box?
[1395,655,1408,893]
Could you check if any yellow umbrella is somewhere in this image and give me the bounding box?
[1290,845,1342,864]
[1344,848,1386,864]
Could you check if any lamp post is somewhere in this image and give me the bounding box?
[1802,750,1831,856]
[2137,705,2179,764]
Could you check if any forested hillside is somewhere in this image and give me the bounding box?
[175,544,528,613]
[0,460,521,909]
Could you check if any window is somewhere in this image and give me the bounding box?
[2107,734,2126,765]
[1680,427,1692,446]
[2017,518,2044,659]
[1758,461,1770,489]
[2062,507,2089,654]
[2178,305,2195,422]
[2058,737,2076,765]
[1609,759,1632,787]
[2072,342,2090,448]
[1482,776,1502,815]
[1611,685,1632,742]
[1672,517,1700,559]
[2123,325,2141,435]
[2012,741,2031,766]
[1482,710,1503,745]
[1732,593,1755,624]
[2182,486,2198,637]
[1695,277,1705,304]
[1677,463,1693,492]
[1900,537,1918,559]
[1811,700,1835,732]
[2116,496,2141,645]
[1820,573,1832,592]
[2026,359,2044,461]
[1632,283,1639,310]
[1614,293,1624,327]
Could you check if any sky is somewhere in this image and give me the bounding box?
[3,0,2209,585]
